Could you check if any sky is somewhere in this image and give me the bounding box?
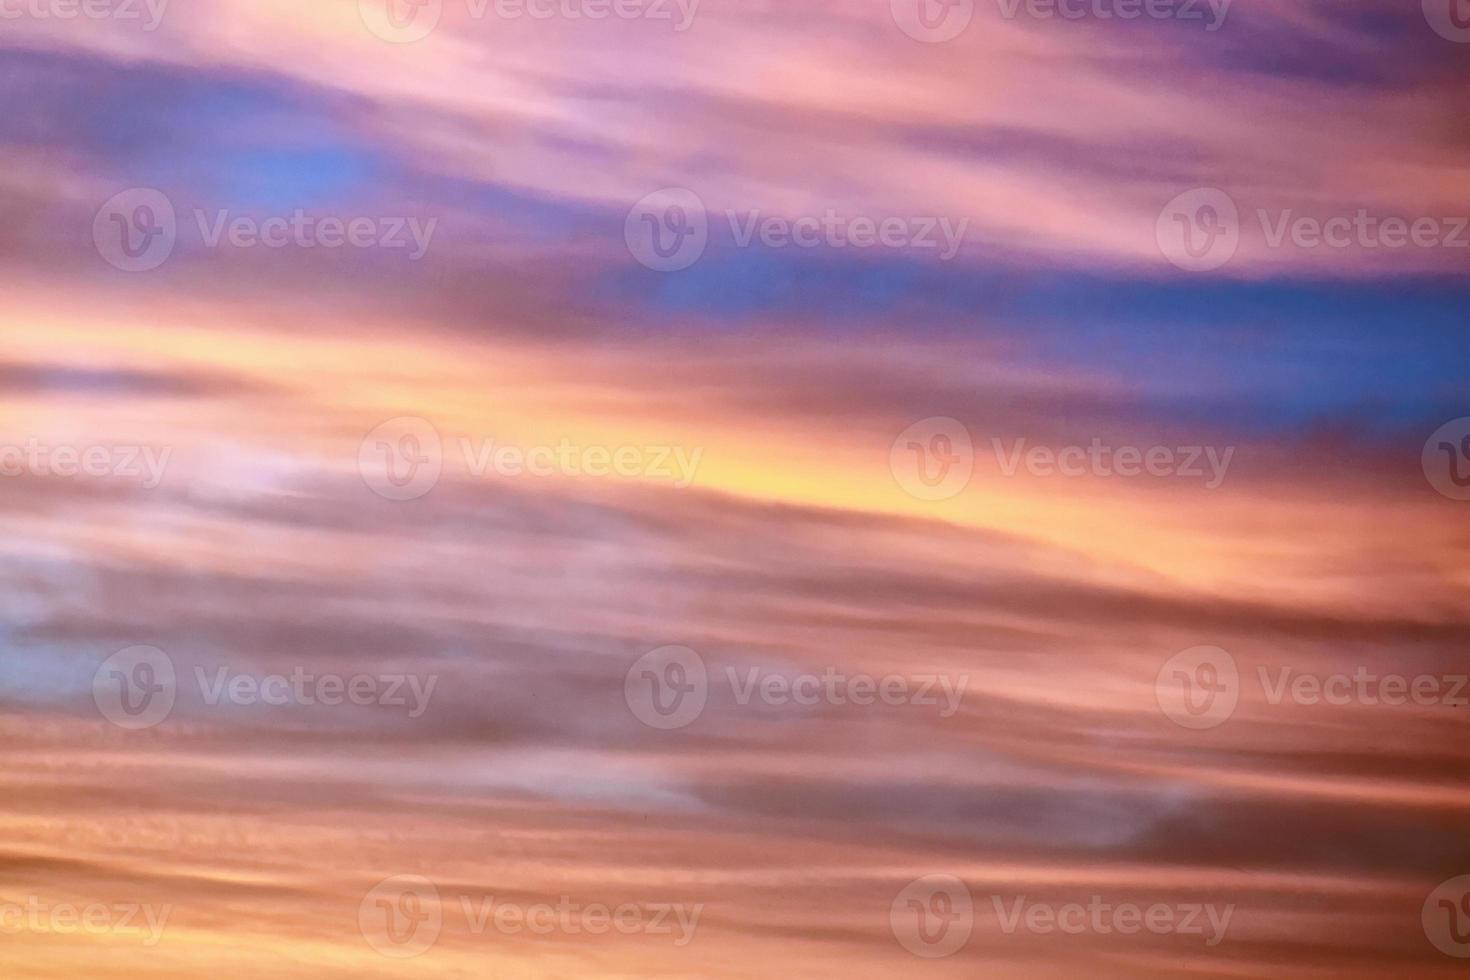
[1,0,1469,976]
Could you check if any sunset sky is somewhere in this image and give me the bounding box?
[1,0,1469,976]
